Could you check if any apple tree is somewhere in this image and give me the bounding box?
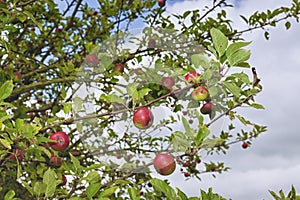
[0,0,300,199]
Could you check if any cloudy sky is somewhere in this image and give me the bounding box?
[161,0,300,199]
[55,0,300,199]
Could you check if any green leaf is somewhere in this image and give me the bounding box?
[70,153,83,174]
[237,115,252,125]
[182,117,194,138]
[171,131,190,152]
[191,54,210,69]
[33,181,47,196]
[138,88,151,99]
[84,171,101,183]
[128,187,140,200]
[4,190,15,200]
[43,168,56,197]
[98,186,118,198]
[250,103,265,109]
[285,21,291,30]
[150,178,177,199]
[23,11,43,30]
[176,188,188,200]
[200,138,224,149]
[62,103,72,114]
[0,80,13,100]
[73,96,83,112]
[126,83,139,96]
[226,41,251,59]
[195,125,210,146]
[0,138,11,149]
[228,49,251,67]
[230,73,251,85]
[210,28,228,57]
[107,94,125,104]
[86,183,101,199]
[223,82,241,97]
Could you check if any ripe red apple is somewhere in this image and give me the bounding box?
[192,86,209,101]
[161,76,175,90]
[153,153,176,176]
[185,72,201,85]
[50,154,62,167]
[85,54,99,66]
[49,132,70,151]
[242,142,249,149]
[133,107,154,129]
[158,0,165,7]
[9,149,24,161]
[13,72,22,80]
[148,39,156,48]
[200,102,215,114]
[114,63,125,73]
[61,175,67,185]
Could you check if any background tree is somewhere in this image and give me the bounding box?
[0,0,299,199]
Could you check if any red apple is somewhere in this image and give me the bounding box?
[50,154,62,167]
[114,63,125,73]
[14,72,22,80]
[133,107,154,129]
[185,72,201,85]
[192,86,209,101]
[153,153,176,176]
[200,102,215,114]
[148,39,156,48]
[158,0,165,7]
[242,142,249,149]
[61,175,67,185]
[9,149,24,161]
[161,77,175,90]
[85,54,99,66]
[49,132,70,151]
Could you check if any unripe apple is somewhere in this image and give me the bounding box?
[134,67,143,75]
[161,76,175,90]
[55,27,63,33]
[148,39,156,48]
[192,86,209,101]
[200,102,215,114]
[133,107,154,129]
[49,132,70,151]
[50,154,62,167]
[185,72,201,85]
[114,63,125,73]
[158,0,165,7]
[85,54,99,66]
[153,153,176,176]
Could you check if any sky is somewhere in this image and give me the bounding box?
[160,0,300,199]
[54,0,300,199]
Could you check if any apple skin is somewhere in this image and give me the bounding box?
[185,72,201,85]
[49,132,70,151]
[9,149,24,161]
[14,72,22,80]
[148,39,156,48]
[61,175,67,185]
[85,54,99,66]
[161,77,175,90]
[158,0,165,7]
[200,102,215,114]
[50,154,62,167]
[192,86,209,101]
[114,63,125,73]
[133,107,154,129]
[153,153,176,176]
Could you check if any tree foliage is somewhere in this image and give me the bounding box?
[0,0,299,199]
